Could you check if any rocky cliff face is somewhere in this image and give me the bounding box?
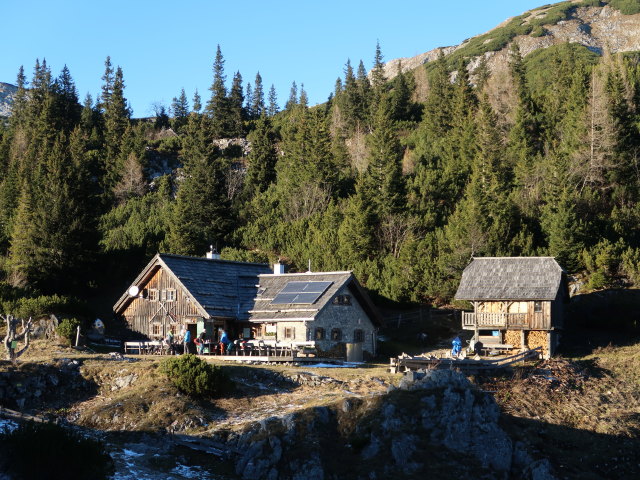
[382,2,640,81]
[0,82,16,117]
[211,370,554,480]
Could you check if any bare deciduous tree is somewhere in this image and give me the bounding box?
[2,314,33,361]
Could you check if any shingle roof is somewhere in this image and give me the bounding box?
[454,257,565,301]
[249,272,352,321]
[249,272,382,326]
[114,253,271,320]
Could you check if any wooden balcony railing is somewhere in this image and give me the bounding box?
[462,312,528,329]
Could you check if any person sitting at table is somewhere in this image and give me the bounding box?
[195,331,206,355]
[165,330,176,355]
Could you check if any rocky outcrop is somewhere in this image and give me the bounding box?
[381,4,640,82]
[0,82,16,117]
[0,359,94,412]
[211,369,554,480]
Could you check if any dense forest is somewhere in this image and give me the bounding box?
[1,32,640,317]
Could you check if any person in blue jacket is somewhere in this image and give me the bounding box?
[219,329,231,354]
[183,328,191,354]
[451,336,462,358]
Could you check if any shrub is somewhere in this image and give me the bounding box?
[609,0,640,15]
[0,421,114,480]
[56,318,81,343]
[159,354,232,397]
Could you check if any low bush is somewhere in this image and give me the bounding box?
[0,421,114,480]
[609,0,640,15]
[56,318,81,343]
[159,354,232,397]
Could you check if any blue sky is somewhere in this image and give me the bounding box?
[3,0,547,117]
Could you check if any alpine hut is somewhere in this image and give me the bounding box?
[455,257,569,358]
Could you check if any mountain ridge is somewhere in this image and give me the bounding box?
[381,1,640,82]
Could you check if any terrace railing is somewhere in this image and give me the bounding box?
[462,312,528,329]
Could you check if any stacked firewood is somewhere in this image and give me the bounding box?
[504,330,522,348]
[526,330,549,357]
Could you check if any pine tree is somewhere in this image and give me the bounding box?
[53,65,81,133]
[244,115,278,198]
[167,114,231,254]
[244,83,253,119]
[267,84,279,116]
[389,62,412,122]
[359,98,405,216]
[285,81,298,110]
[192,89,202,113]
[206,45,230,138]
[228,71,244,137]
[171,88,189,132]
[371,41,386,94]
[252,72,265,118]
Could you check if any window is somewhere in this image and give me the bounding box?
[354,329,364,342]
[315,327,325,340]
[534,301,543,313]
[151,323,161,336]
[166,289,176,302]
[149,289,158,301]
[284,327,294,339]
[169,323,178,335]
[331,328,342,341]
[333,295,352,306]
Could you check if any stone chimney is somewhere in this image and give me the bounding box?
[206,245,221,260]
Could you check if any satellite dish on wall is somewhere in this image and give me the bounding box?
[128,286,140,297]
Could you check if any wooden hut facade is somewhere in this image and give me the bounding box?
[113,253,271,344]
[455,257,569,358]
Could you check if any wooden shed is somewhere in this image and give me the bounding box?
[454,257,569,358]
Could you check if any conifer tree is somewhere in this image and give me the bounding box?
[251,72,265,118]
[206,45,230,138]
[389,62,412,122]
[267,85,279,116]
[371,41,386,94]
[167,114,231,254]
[229,71,245,137]
[245,83,254,119]
[171,88,189,132]
[192,89,202,113]
[244,115,278,198]
[285,81,298,110]
[359,98,405,216]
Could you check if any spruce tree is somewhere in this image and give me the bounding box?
[267,85,279,116]
[359,98,405,216]
[206,45,230,138]
[229,71,245,137]
[171,88,189,132]
[285,81,298,110]
[167,114,231,254]
[244,115,278,198]
[251,72,265,118]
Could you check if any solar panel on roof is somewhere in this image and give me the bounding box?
[271,281,333,304]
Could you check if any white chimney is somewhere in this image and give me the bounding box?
[206,245,221,260]
[273,262,285,275]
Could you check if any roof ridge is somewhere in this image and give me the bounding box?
[159,252,269,267]
[259,271,353,276]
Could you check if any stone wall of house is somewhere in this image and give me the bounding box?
[310,285,376,355]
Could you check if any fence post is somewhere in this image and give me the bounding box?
[75,325,81,347]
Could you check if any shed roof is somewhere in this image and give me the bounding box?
[454,257,565,301]
[249,271,382,326]
[113,253,271,320]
